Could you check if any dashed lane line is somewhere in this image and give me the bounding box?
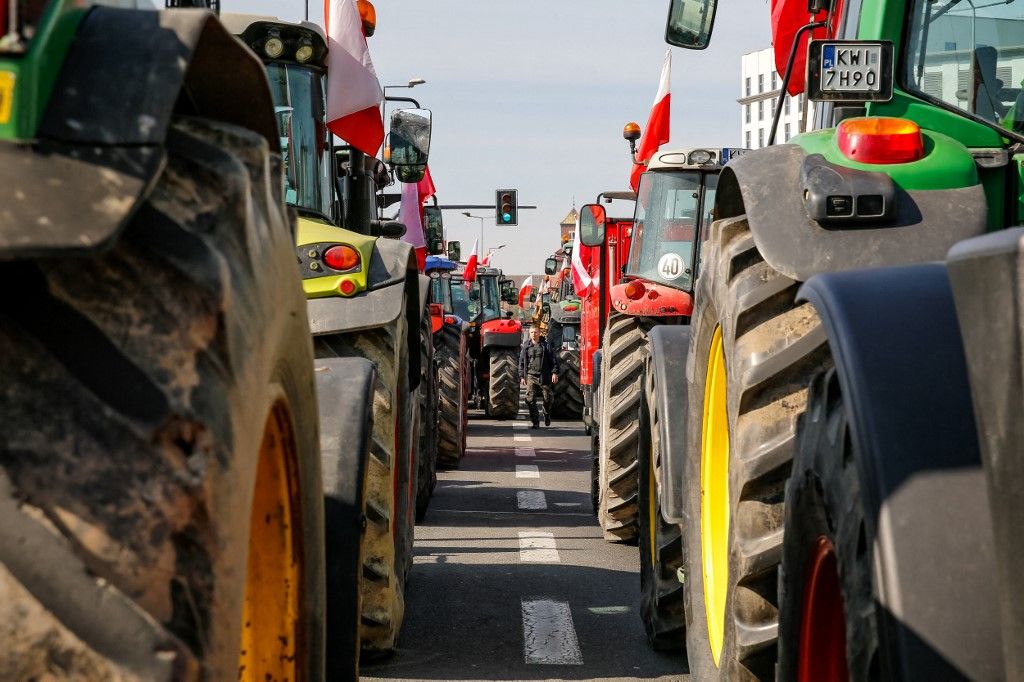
[521,598,584,665]
[516,490,548,510]
[518,531,560,563]
[516,464,540,479]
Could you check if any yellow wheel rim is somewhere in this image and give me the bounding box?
[647,446,658,567]
[239,402,303,681]
[701,326,730,666]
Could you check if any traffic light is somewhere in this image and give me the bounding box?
[495,189,518,226]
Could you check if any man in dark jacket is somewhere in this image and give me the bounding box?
[519,326,559,428]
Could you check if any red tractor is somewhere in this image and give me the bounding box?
[585,148,746,545]
[449,267,522,418]
[579,191,638,438]
[425,256,470,467]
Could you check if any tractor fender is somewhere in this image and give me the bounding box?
[480,319,522,351]
[0,7,279,259]
[947,228,1024,671]
[416,274,431,319]
[314,356,375,682]
[645,326,691,525]
[591,349,603,411]
[717,144,988,281]
[799,265,1002,679]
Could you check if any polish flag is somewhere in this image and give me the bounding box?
[398,182,427,270]
[417,165,437,202]
[771,0,841,95]
[481,252,492,267]
[325,0,384,155]
[571,211,600,297]
[629,50,672,192]
[464,239,480,282]
[517,276,535,308]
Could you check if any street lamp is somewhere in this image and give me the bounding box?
[383,78,426,97]
[462,212,488,253]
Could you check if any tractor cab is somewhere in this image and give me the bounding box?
[627,148,730,292]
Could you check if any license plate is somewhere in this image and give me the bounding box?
[821,44,881,92]
[0,72,14,125]
[807,40,893,103]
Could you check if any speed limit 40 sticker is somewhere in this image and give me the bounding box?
[658,253,686,280]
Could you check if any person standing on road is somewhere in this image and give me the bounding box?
[519,326,559,429]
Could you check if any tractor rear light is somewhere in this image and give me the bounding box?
[339,279,356,296]
[429,303,443,317]
[647,290,659,300]
[624,281,647,300]
[563,304,579,311]
[836,117,924,165]
[444,315,458,325]
[323,245,360,271]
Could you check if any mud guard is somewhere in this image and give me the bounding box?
[717,144,988,281]
[947,227,1024,674]
[645,326,691,526]
[0,7,278,258]
[315,357,375,682]
[480,319,522,351]
[799,265,1002,679]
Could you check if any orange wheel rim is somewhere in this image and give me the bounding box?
[239,402,303,681]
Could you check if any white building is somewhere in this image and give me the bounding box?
[739,47,816,149]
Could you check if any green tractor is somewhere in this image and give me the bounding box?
[0,2,329,681]
[224,13,434,666]
[643,0,1024,678]
[543,254,585,419]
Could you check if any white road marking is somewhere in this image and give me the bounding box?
[513,422,529,429]
[515,447,535,458]
[521,598,584,665]
[517,490,548,510]
[513,434,532,442]
[518,531,560,563]
[516,464,539,479]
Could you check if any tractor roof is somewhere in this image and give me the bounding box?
[647,147,749,172]
[219,14,328,42]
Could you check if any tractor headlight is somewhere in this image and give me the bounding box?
[264,35,285,59]
[688,149,713,165]
[295,40,314,64]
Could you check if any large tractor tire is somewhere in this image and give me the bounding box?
[0,119,325,681]
[314,312,416,657]
[416,311,438,522]
[681,215,827,680]
[775,368,869,682]
[638,361,686,652]
[596,313,650,543]
[436,323,467,468]
[552,348,584,419]
[487,347,520,420]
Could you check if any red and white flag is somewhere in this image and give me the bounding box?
[571,211,600,297]
[464,238,480,282]
[481,252,491,267]
[325,0,384,155]
[417,165,437,202]
[629,50,672,192]
[517,275,535,308]
[398,182,427,270]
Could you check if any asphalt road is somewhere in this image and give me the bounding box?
[362,408,688,682]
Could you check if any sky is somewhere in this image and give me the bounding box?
[228,1,772,274]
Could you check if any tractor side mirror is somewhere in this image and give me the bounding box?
[563,243,574,258]
[544,257,558,275]
[447,240,461,261]
[529,292,537,303]
[388,108,432,182]
[665,0,718,50]
[500,278,517,304]
[579,203,607,247]
[424,206,444,255]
